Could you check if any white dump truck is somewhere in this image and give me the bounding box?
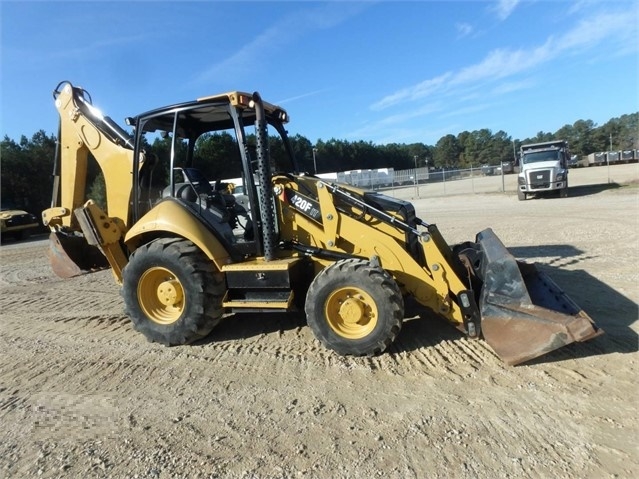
[517,140,569,200]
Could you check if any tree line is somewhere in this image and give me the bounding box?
[2,112,636,216]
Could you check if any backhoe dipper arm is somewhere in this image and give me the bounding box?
[43,82,135,281]
[43,82,134,230]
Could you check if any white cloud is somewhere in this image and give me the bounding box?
[456,22,474,38]
[450,41,552,86]
[372,8,635,111]
[371,73,452,110]
[346,102,445,143]
[491,0,520,21]
[490,79,536,95]
[358,4,637,144]
[556,9,633,53]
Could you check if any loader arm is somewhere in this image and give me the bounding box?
[274,176,480,334]
[274,175,602,365]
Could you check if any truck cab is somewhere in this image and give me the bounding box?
[517,140,569,200]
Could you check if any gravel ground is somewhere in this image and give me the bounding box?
[1,163,637,479]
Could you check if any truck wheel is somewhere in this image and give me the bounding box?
[305,259,404,356]
[518,190,527,201]
[122,237,225,345]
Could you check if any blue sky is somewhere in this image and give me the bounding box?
[2,0,637,145]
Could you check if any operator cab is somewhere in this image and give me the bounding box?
[128,92,297,259]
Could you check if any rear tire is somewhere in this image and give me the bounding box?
[122,237,225,345]
[305,259,404,356]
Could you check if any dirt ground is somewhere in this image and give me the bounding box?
[1,164,638,479]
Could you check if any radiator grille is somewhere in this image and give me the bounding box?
[528,170,551,189]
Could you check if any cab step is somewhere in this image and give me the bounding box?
[222,289,294,312]
[221,257,311,313]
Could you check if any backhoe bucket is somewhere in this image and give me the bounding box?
[474,229,603,365]
[48,231,109,278]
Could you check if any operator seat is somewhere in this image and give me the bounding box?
[175,183,198,203]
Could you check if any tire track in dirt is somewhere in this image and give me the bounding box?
[5,317,504,386]
[2,269,507,386]
[4,270,618,396]
[1,243,512,386]
[0,241,524,383]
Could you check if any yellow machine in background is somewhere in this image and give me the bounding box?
[43,82,602,365]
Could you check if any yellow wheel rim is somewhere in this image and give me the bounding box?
[138,267,185,325]
[325,287,378,339]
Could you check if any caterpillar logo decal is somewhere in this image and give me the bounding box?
[284,188,322,223]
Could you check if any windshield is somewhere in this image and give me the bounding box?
[132,100,297,222]
[522,150,560,164]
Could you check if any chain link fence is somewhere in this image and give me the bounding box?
[382,163,638,200]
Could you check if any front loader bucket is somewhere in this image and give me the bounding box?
[474,229,603,365]
[48,231,109,278]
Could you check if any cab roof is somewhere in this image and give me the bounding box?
[132,91,289,140]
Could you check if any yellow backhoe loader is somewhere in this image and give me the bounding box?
[42,81,602,365]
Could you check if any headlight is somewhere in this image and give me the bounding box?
[556,171,565,181]
[517,176,525,185]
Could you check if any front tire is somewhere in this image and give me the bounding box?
[305,259,404,356]
[122,237,225,345]
[517,189,526,201]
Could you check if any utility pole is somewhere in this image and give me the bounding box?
[312,148,318,174]
[414,155,419,198]
[607,135,612,184]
